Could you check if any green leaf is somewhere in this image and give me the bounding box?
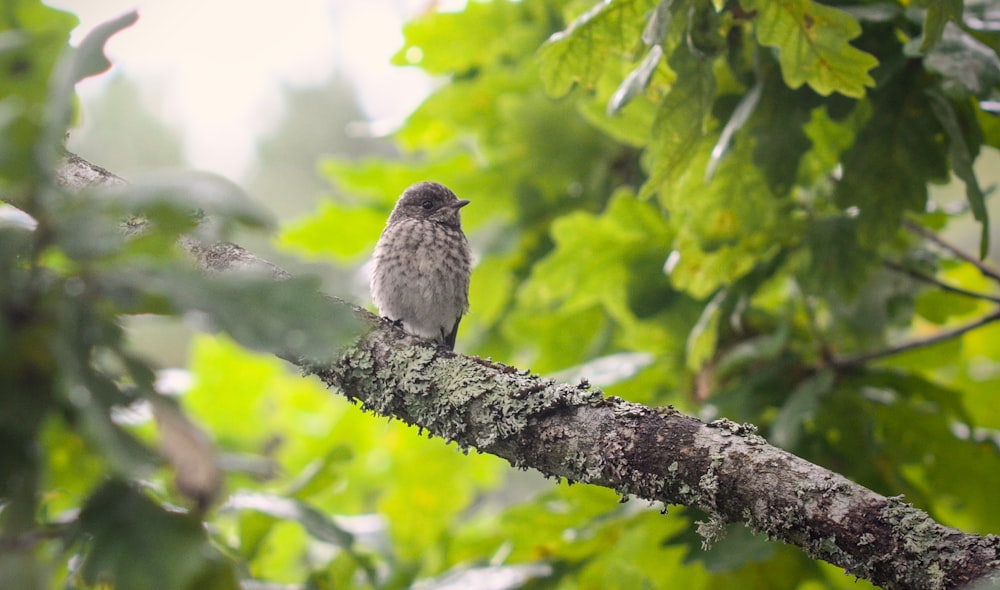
[74,391,161,477]
[914,23,1000,100]
[914,288,979,325]
[715,322,790,378]
[919,0,963,52]
[393,0,546,74]
[40,11,138,173]
[770,369,834,448]
[537,0,657,96]
[549,352,657,389]
[507,186,693,376]
[741,0,878,98]
[686,0,726,57]
[0,2,77,192]
[834,68,949,246]
[643,0,675,46]
[74,480,238,590]
[798,102,863,184]
[607,44,663,115]
[747,68,830,195]
[279,199,387,261]
[225,491,356,548]
[319,155,476,204]
[660,140,787,298]
[801,216,875,298]
[65,10,139,84]
[642,46,716,197]
[103,267,363,359]
[686,289,726,371]
[102,171,274,232]
[518,188,672,325]
[706,80,762,182]
[925,91,989,259]
[665,520,778,572]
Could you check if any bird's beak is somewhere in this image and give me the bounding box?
[451,199,471,209]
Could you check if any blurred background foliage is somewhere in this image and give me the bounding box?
[3,0,1000,588]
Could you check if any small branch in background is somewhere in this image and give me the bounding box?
[883,260,1000,303]
[0,523,71,552]
[903,219,1000,283]
[832,307,1000,370]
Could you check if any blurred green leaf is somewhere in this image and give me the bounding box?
[801,216,874,298]
[770,369,834,448]
[65,10,138,84]
[741,0,878,97]
[662,141,787,299]
[608,45,664,115]
[548,351,655,387]
[919,0,962,52]
[915,23,1000,99]
[0,1,77,192]
[107,267,364,359]
[707,80,762,183]
[538,0,658,96]
[715,322,790,379]
[279,199,387,261]
[666,521,778,572]
[834,68,949,246]
[75,480,238,590]
[926,90,989,258]
[642,47,715,197]
[226,491,356,548]
[41,11,138,174]
[102,171,274,231]
[394,0,547,74]
[686,289,725,371]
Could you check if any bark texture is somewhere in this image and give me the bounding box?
[52,153,1000,590]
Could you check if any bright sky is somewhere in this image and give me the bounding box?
[47,0,442,179]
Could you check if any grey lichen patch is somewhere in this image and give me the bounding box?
[472,378,603,448]
[696,513,728,550]
[674,481,706,507]
[821,478,853,500]
[612,400,652,418]
[394,346,439,393]
[707,418,765,443]
[925,563,947,589]
[562,451,604,482]
[881,496,951,564]
[695,452,724,509]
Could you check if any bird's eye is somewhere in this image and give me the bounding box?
[421,200,434,211]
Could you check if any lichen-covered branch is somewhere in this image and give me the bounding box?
[53,153,1000,590]
[313,325,1000,590]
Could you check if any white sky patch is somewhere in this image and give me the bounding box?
[47,0,432,179]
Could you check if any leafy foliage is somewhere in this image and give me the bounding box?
[4,0,1000,588]
[284,0,1000,587]
[0,5,361,588]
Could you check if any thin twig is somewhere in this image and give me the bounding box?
[832,307,1000,370]
[883,260,1000,303]
[903,219,1000,283]
[0,524,69,552]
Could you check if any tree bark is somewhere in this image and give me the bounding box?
[52,153,1000,590]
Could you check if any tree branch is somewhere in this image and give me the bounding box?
[832,307,1000,371]
[53,153,1000,590]
[883,260,1000,304]
[903,219,1000,283]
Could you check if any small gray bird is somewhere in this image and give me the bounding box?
[370,181,471,350]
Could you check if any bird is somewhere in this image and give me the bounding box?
[370,181,471,350]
